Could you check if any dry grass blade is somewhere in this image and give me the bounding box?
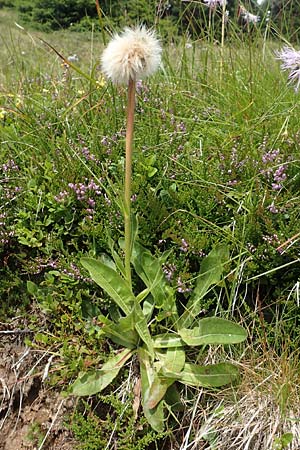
[182,350,300,450]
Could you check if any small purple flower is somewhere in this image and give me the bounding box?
[160,109,166,120]
[54,190,68,202]
[101,136,109,146]
[262,149,280,164]
[87,198,96,208]
[276,47,300,92]
[267,203,279,214]
[163,264,176,282]
[273,165,287,183]
[2,160,19,172]
[104,194,111,206]
[177,277,192,293]
[178,122,186,133]
[179,238,189,253]
[272,183,282,191]
[81,146,97,162]
[136,79,146,94]
[271,165,286,190]
[263,234,280,246]
[87,180,101,194]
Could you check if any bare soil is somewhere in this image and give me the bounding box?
[0,323,78,450]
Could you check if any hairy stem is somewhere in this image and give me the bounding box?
[124,77,136,285]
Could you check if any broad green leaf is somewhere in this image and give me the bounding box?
[142,295,155,321]
[71,348,133,396]
[162,347,186,374]
[107,236,126,279]
[81,257,134,315]
[147,348,185,409]
[100,313,138,348]
[153,333,185,348]
[138,348,165,432]
[178,317,247,346]
[147,371,174,409]
[131,242,177,316]
[81,256,152,354]
[178,245,229,329]
[99,253,116,270]
[171,362,239,388]
[133,302,155,358]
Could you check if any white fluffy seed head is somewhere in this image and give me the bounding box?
[101,26,162,85]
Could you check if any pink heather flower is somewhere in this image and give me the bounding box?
[276,46,300,92]
[101,26,162,85]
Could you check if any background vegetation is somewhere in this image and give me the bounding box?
[1,0,299,43]
[0,1,300,449]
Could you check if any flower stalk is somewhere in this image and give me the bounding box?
[100,26,162,284]
[124,77,136,284]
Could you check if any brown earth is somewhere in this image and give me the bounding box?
[0,325,78,450]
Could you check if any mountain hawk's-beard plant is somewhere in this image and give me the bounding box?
[101,26,162,283]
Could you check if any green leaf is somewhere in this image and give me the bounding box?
[273,432,294,449]
[178,245,229,328]
[162,347,186,375]
[81,257,154,355]
[27,280,38,296]
[100,313,138,348]
[147,166,158,177]
[81,257,134,315]
[138,348,165,432]
[142,295,155,321]
[71,349,134,396]
[131,242,177,316]
[147,371,174,409]
[173,362,239,388]
[147,347,185,409]
[107,236,126,279]
[133,302,155,358]
[178,317,247,346]
[153,333,185,348]
[99,253,116,270]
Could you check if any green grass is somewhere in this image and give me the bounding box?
[1,6,300,449]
